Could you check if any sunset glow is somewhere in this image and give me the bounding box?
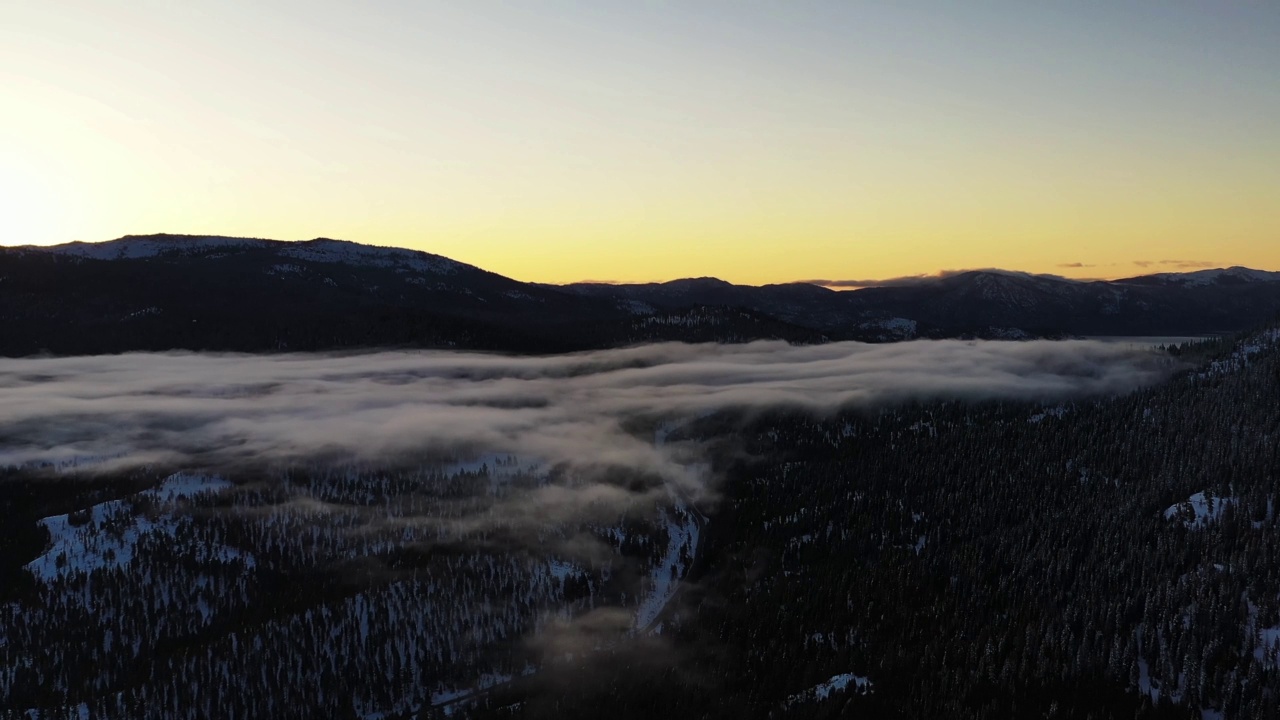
[2,2,1277,284]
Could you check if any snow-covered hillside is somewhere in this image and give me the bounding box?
[1147,267,1280,287]
[4,441,699,718]
[21,234,465,275]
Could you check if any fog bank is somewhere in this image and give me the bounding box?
[0,339,1174,485]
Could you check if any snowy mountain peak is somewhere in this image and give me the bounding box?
[1127,266,1280,287]
[956,269,1071,286]
[276,237,464,275]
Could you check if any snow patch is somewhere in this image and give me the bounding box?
[632,504,698,630]
[1164,492,1236,528]
[25,473,247,582]
[786,673,873,705]
[1196,328,1280,380]
[1029,404,1070,424]
[278,238,461,275]
[1149,267,1280,287]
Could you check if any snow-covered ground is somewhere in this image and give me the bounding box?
[786,672,873,705]
[25,473,247,582]
[1029,404,1070,424]
[1196,328,1280,380]
[632,505,699,631]
[1246,598,1280,669]
[545,559,578,579]
[25,235,464,275]
[422,666,538,717]
[278,238,461,275]
[430,672,514,706]
[632,422,707,632]
[1255,623,1280,666]
[1163,492,1237,529]
[1150,267,1280,287]
[1136,657,1183,706]
[21,703,92,719]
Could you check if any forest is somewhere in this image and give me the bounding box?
[1,327,1278,718]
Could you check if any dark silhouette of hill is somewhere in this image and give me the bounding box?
[3,234,1278,355]
[565,268,1280,340]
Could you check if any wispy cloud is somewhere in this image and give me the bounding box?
[0,342,1179,662]
[1159,259,1217,269]
[1133,259,1218,270]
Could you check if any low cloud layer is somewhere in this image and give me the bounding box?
[0,340,1175,486]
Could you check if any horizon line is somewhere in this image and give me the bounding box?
[4,232,1277,289]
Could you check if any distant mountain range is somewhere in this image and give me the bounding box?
[2,234,1278,355]
[562,265,1280,341]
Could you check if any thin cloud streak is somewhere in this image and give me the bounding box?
[1133,259,1218,270]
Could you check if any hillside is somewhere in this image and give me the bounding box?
[3,235,1279,355]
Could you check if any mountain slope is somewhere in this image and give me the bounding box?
[0,235,821,354]
[471,327,1280,719]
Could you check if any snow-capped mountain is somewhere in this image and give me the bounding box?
[1117,266,1280,287]
[24,234,465,275]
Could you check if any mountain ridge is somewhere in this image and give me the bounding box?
[14,233,1280,290]
[3,234,1280,355]
[14,233,1280,291]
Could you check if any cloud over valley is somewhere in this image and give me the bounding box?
[0,340,1177,482]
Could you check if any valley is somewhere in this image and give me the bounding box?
[1,328,1277,718]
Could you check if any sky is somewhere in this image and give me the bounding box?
[2,1,1277,285]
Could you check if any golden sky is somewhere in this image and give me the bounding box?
[2,2,1277,285]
